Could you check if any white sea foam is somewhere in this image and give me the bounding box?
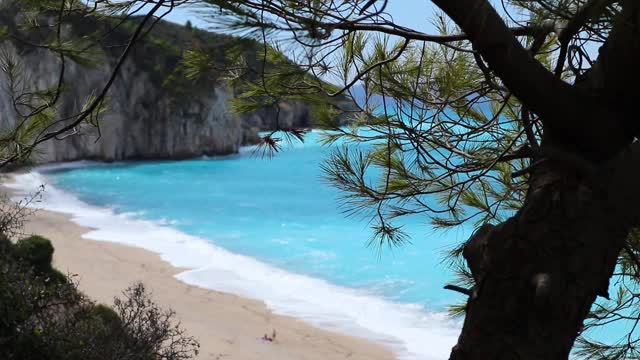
[7,166,461,360]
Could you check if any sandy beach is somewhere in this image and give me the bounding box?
[9,187,396,360]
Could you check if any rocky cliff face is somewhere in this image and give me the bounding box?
[0,10,311,164]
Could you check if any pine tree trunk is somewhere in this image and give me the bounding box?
[449,156,634,359]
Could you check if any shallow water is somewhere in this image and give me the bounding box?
[10,132,466,358]
[9,131,626,358]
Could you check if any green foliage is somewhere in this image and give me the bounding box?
[14,235,54,272]
[198,4,640,355]
[182,49,216,81]
[0,0,271,166]
[91,304,123,329]
[213,23,530,242]
[0,234,199,360]
[11,234,66,284]
[2,0,635,357]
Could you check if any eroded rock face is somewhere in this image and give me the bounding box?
[0,15,311,164]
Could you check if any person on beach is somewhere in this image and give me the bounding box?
[262,330,277,342]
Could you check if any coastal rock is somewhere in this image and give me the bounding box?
[0,11,312,164]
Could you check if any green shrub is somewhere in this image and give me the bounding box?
[46,267,68,285]
[14,235,54,272]
[0,236,199,360]
[0,172,197,359]
[91,304,122,329]
[0,233,12,254]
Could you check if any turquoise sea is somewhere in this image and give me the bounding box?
[8,131,624,359]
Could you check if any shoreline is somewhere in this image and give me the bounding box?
[3,180,397,360]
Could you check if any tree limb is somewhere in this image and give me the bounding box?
[332,22,553,45]
[554,0,617,76]
[430,0,628,160]
[444,284,472,296]
[577,1,640,137]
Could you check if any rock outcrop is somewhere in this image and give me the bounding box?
[0,7,312,163]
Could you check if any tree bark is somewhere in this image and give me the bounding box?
[449,143,640,359]
[430,0,630,160]
[427,1,640,358]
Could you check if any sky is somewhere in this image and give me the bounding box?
[163,1,439,35]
